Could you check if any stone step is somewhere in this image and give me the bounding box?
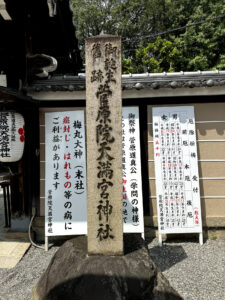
[4,231,33,242]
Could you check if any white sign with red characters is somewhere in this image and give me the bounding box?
[45,111,87,236]
[0,112,25,162]
[122,107,144,234]
[152,106,202,238]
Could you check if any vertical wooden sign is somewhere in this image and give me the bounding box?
[85,35,123,255]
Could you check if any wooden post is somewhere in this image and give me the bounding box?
[85,35,123,255]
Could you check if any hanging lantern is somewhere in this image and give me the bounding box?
[0,112,25,162]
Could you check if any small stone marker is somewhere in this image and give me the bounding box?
[85,35,123,255]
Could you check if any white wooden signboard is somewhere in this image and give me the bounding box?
[45,111,87,240]
[45,108,145,250]
[122,107,144,236]
[152,106,203,246]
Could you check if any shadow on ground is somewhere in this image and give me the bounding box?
[148,241,188,272]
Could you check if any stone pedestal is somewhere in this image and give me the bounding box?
[31,236,182,300]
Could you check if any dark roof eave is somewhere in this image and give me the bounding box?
[24,71,225,92]
[0,86,38,104]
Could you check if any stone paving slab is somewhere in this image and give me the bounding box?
[0,190,31,269]
[0,241,30,269]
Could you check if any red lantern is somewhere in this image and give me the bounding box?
[0,112,25,162]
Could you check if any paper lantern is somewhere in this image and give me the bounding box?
[0,112,25,162]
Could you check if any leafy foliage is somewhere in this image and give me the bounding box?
[126,38,183,74]
[71,0,225,72]
[176,0,225,70]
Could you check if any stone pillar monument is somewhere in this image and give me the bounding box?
[85,35,123,255]
[32,36,182,300]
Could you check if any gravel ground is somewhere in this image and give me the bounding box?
[147,238,225,300]
[0,238,224,300]
[0,244,59,300]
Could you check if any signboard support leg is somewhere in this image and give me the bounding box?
[158,234,162,247]
[199,233,203,245]
[45,236,49,251]
[141,232,145,240]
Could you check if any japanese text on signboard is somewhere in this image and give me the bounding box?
[45,111,87,236]
[152,106,202,234]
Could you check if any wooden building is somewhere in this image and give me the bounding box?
[0,0,82,232]
[25,71,225,240]
[0,0,225,240]
[0,85,39,230]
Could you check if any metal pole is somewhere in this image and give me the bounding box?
[6,183,11,227]
[3,185,9,227]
